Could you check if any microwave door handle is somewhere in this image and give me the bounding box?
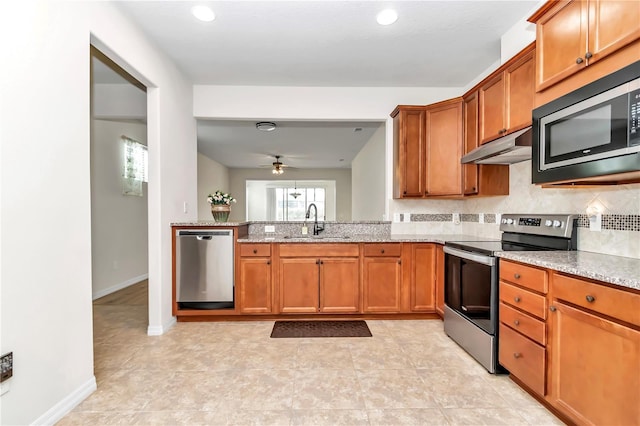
[444,246,496,266]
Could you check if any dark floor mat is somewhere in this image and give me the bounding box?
[270,320,372,338]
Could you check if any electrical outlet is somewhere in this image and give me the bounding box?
[1,352,13,383]
[479,213,484,224]
[453,213,460,225]
[589,213,602,231]
[183,202,188,214]
[403,213,411,223]
[264,225,275,233]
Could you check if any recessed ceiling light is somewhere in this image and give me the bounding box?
[192,5,215,22]
[376,9,398,26]
[256,121,276,132]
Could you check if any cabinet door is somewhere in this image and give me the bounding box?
[395,108,426,198]
[588,0,640,65]
[239,258,273,314]
[425,100,463,196]
[363,257,402,313]
[479,73,506,144]
[535,0,588,91]
[409,244,436,312]
[462,92,479,195]
[549,301,640,425]
[319,258,360,313]
[505,49,534,133]
[279,258,319,313]
[435,245,445,318]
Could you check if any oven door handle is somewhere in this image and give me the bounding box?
[443,246,496,266]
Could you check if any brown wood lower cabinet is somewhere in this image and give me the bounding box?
[278,244,360,314]
[363,251,402,313]
[239,257,273,314]
[547,273,640,425]
[407,243,436,312]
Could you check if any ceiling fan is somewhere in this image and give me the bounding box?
[260,155,296,175]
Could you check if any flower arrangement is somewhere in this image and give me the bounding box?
[207,190,236,206]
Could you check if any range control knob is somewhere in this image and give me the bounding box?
[553,220,562,228]
[506,218,514,225]
[545,220,553,227]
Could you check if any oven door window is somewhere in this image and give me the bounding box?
[445,253,495,334]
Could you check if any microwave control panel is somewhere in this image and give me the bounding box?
[631,88,640,146]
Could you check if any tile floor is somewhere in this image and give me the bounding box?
[58,282,563,425]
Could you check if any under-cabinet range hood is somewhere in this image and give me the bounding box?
[461,127,532,165]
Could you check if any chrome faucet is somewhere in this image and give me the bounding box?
[305,203,324,235]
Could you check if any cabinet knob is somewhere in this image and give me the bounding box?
[550,306,557,312]
[403,191,407,195]
[253,249,257,254]
[586,295,595,303]
[514,273,521,279]
[576,57,584,64]
[513,353,522,359]
[514,319,520,326]
[320,260,324,265]
[514,296,521,303]
[472,187,476,191]
[266,260,271,265]
[585,51,593,59]
[381,249,385,254]
[397,259,402,265]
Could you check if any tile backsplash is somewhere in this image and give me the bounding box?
[390,161,640,259]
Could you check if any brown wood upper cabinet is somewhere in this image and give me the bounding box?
[392,106,426,198]
[425,99,463,196]
[530,0,640,92]
[479,44,535,144]
[391,100,463,199]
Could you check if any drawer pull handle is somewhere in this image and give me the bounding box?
[514,296,521,303]
[253,249,257,254]
[514,319,520,326]
[514,273,521,279]
[513,353,522,359]
[550,306,557,312]
[586,295,595,303]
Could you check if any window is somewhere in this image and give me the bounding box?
[245,180,336,221]
[122,136,147,196]
[274,187,325,221]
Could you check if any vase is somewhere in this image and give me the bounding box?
[211,204,231,222]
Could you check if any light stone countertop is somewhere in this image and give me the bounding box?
[171,221,250,227]
[236,233,482,244]
[497,251,640,291]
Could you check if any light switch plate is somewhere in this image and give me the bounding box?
[264,225,275,233]
[589,213,602,231]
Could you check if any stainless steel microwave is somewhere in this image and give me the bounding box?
[532,60,640,184]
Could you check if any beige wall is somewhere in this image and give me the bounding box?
[352,125,386,221]
[91,119,148,299]
[197,153,230,220]
[228,168,352,222]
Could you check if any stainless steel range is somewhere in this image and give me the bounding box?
[443,214,577,373]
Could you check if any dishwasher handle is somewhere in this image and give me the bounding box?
[176,229,233,237]
[196,235,212,241]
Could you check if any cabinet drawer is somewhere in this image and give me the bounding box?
[553,273,640,327]
[363,243,402,257]
[500,302,546,346]
[500,281,547,320]
[500,260,548,293]
[240,244,271,257]
[499,323,546,396]
[279,243,359,258]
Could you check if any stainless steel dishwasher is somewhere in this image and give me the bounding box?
[175,229,234,309]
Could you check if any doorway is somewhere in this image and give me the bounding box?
[90,47,149,339]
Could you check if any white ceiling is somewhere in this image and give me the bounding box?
[107,1,539,168]
[116,1,539,87]
[197,120,383,168]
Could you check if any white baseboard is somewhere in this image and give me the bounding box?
[31,376,97,426]
[147,316,176,336]
[92,273,148,300]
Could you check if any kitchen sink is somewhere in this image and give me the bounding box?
[282,235,350,240]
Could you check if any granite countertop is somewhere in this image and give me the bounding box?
[237,233,481,244]
[172,221,250,227]
[497,251,640,291]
